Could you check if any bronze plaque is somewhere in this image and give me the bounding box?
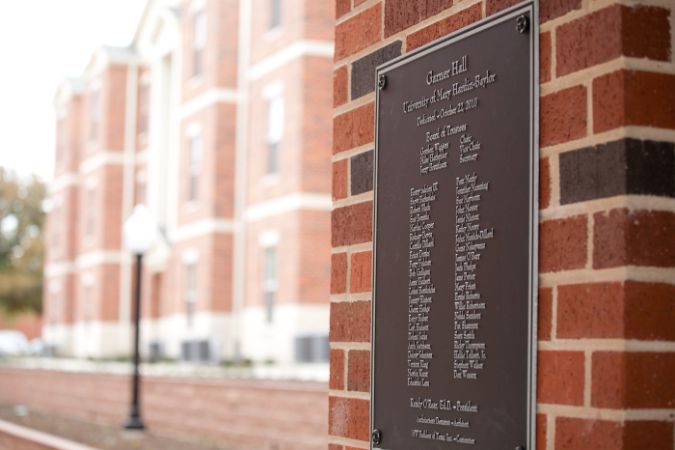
[371,3,538,450]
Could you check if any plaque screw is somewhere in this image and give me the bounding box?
[515,446,526,450]
[372,429,383,446]
[516,15,529,33]
[378,74,387,90]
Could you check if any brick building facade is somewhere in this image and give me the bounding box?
[44,0,334,364]
[329,0,674,449]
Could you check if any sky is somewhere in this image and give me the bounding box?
[0,0,146,182]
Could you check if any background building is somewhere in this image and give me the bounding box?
[43,0,334,364]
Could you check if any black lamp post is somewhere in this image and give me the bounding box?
[122,204,157,431]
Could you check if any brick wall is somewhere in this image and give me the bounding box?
[0,368,327,450]
[330,1,675,449]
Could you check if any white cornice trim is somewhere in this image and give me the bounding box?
[170,219,236,242]
[79,151,132,174]
[244,193,331,221]
[76,251,127,269]
[247,40,334,80]
[49,173,79,193]
[178,88,239,120]
[45,261,76,278]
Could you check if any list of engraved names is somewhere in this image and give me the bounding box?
[403,53,498,446]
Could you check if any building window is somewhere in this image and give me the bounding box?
[266,95,283,175]
[187,133,202,202]
[184,263,197,325]
[262,246,277,323]
[138,84,149,135]
[192,9,206,77]
[269,0,282,29]
[89,91,100,141]
[85,188,96,237]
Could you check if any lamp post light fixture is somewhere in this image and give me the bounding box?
[122,204,157,431]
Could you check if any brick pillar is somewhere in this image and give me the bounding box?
[330,1,675,449]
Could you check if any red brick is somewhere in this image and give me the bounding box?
[593,70,675,134]
[487,0,581,22]
[540,32,551,83]
[330,301,372,342]
[592,352,675,409]
[332,159,348,200]
[623,282,675,341]
[353,0,368,6]
[349,251,372,293]
[539,215,588,273]
[336,0,351,19]
[556,418,621,450]
[330,349,345,390]
[537,350,585,405]
[335,4,382,61]
[384,0,453,37]
[331,253,348,294]
[328,396,370,441]
[558,281,675,340]
[328,444,343,450]
[332,201,373,247]
[557,6,671,77]
[624,421,674,450]
[557,418,674,450]
[593,209,675,268]
[333,66,348,107]
[540,156,551,208]
[537,414,547,450]
[333,102,375,154]
[540,85,587,147]
[538,287,553,341]
[557,282,624,338]
[347,350,370,392]
[406,4,482,51]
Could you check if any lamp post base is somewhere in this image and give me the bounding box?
[123,416,146,431]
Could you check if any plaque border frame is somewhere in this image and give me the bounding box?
[369,2,540,449]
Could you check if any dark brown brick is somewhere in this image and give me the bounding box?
[350,150,373,195]
[593,209,675,269]
[406,4,482,51]
[557,5,671,77]
[541,85,587,147]
[592,352,675,409]
[559,139,675,204]
[593,70,675,133]
[384,0,453,37]
[351,42,401,99]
